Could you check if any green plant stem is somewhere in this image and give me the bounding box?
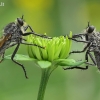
[37,68,51,100]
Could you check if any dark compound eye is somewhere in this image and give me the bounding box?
[87,26,95,33]
[17,18,24,26]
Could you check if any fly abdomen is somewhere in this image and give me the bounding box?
[94,51,100,70]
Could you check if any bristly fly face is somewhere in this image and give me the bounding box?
[0,15,50,78]
[64,22,100,71]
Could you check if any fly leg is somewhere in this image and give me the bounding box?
[63,51,89,70]
[21,42,45,49]
[86,50,96,65]
[68,37,89,43]
[63,43,92,70]
[7,38,45,49]
[70,42,91,54]
[84,50,96,69]
[23,25,52,39]
[63,49,95,70]
[11,43,28,79]
[24,25,34,32]
[22,31,52,39]
[0,52,5,63]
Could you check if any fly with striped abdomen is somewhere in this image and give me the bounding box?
[0,15,51,78]
[64,22,100,71]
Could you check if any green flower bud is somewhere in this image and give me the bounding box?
[27,32,72,62]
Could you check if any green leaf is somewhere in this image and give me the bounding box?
[60,60,86,66]
[37,61,51,68]
[55,59,86,66]
[5,54,36,61]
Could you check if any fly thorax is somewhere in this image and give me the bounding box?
[88,34,95,42]
[3,22,17,36]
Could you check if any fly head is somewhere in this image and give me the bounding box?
[17,17,24,26]
[16,15,25,26]
[86,22,95,33]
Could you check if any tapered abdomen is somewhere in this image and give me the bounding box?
[94,51,100,70]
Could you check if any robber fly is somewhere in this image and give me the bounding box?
[64,22,100,71]
[0,15,52,78]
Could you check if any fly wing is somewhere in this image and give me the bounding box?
[0,34,11,48]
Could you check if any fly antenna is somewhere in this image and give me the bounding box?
[88,21,90,27]
[21,15,24,19]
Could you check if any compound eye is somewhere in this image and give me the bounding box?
[87,26,95,33]
[17,18,24,26]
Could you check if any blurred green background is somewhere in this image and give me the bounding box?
[0,0,100,100]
